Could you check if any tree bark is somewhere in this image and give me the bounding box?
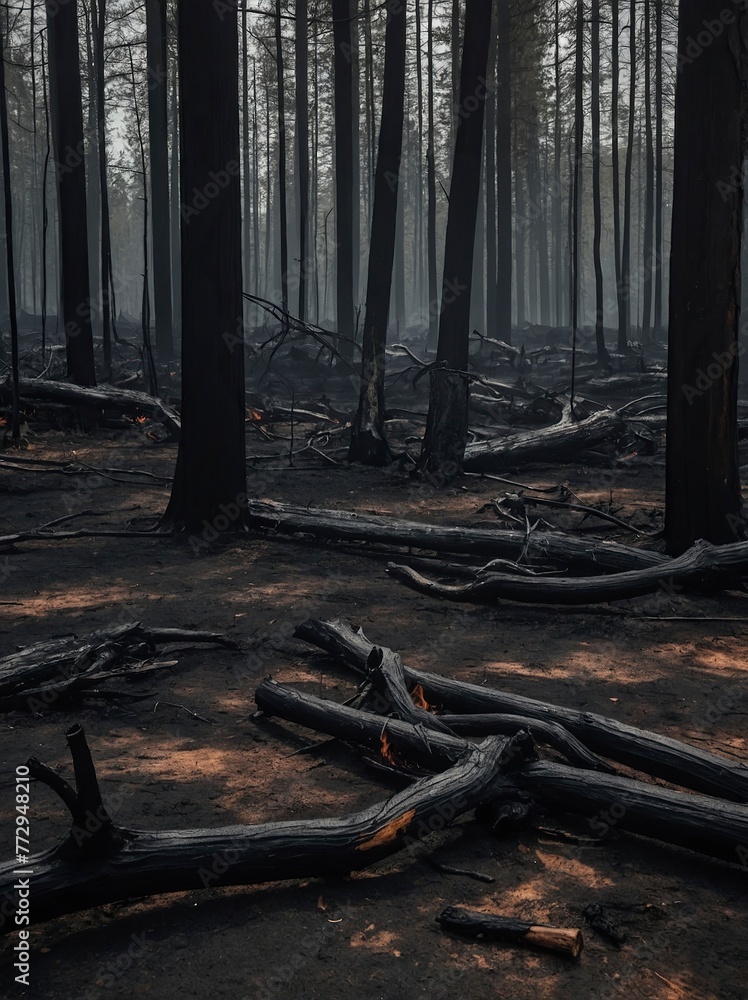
[163,0,247,531]
[146,0,173,360]
[45,0,96,386]
[418,0,493,477]
[332,0,355,358]
[349,0,407,465]
[664,0,746,553]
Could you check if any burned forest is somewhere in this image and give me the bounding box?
[3,0,748,998]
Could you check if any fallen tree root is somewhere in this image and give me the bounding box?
[245,497,665,574]
[387,536,748,605]
[0,724,517,931]
[0,622,238,709]
[294,618,748,802]
[6,377,181,438]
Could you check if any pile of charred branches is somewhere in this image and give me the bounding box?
[0,622,238,711]
[2,618,747,934]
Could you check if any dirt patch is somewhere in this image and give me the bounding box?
[1,426,747,999]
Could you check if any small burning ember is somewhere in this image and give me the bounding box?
[245,406,263,423]
[379,730,399,766]
[410,684,431,711]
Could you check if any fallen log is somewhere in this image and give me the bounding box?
[260,674,748,868]
[5,377,181,438]
[437,906,584,959]
[294,618,748,802]
[387,536,748,605]
[462,408,626,472]
[0,724,515,931]
[262,664,748,865]
[0,622,238,709]
[245,498,666,574]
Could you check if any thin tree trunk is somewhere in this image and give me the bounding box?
[484,7,497,337]
[641,0,654,341]
[570,0,584,403]
[45,0,96,386]
[425,0,438,351]
[332,0,355,357]
[620,0,636,350]
[0,19,20,438]
[553,0,562,326]
[418,0,493,477]
[296,0,309,320]
[591,0,607,363]
[91,0,112,371]
[496,0,511,341]
[146,0,173,360]
[611,0,624,348]
[169,32,181,334]
[653,0,663,336]
[275,0,289,314]
[349,0,407,466]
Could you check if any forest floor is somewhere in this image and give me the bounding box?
[1,414,748,1000]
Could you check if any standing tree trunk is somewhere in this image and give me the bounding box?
[665,0,746,553]
[91,0,112,373]
[484,9,497,338]
[641,0,654,342]
[45,0,96,386]
[169,35,181,335]
[495,0,511,342]
[349,0,406,466]
[275,0,289,315]
[570,0,584,402]
[653,0,663,337]
[296,0,309,321]
[146,0,173,360]
[332,0,355,359]
[163,0,246,532]
[425,0,438,352]
[611,0,624,349]
[553,0,563,326]
[0,19,20,439]
[591,0,607,363]
[620,0,636,351]
[418,0,492,477]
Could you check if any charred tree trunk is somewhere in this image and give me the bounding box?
[641,0,654,341]
[349,0,407,466]
[275,0,289,314]
[163,0,246,531]
[495,0,511,342]
[296,0,309,321]
[620,0,636,351]
[45,0,96,386]
[418,0,493,477]
[611,0,623,346]
[425,0,438,351]
[91,0,112,373]
[664,0,746,553]
[0,19,19,439]
[591,0,607,364]
[146,0,173,360]
[332,0,355,359]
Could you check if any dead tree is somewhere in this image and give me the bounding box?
[664,0,746,553]
[418,0,493,477]
[45,0,96,386]
[163,0,247,531]
[349,0,407,465]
